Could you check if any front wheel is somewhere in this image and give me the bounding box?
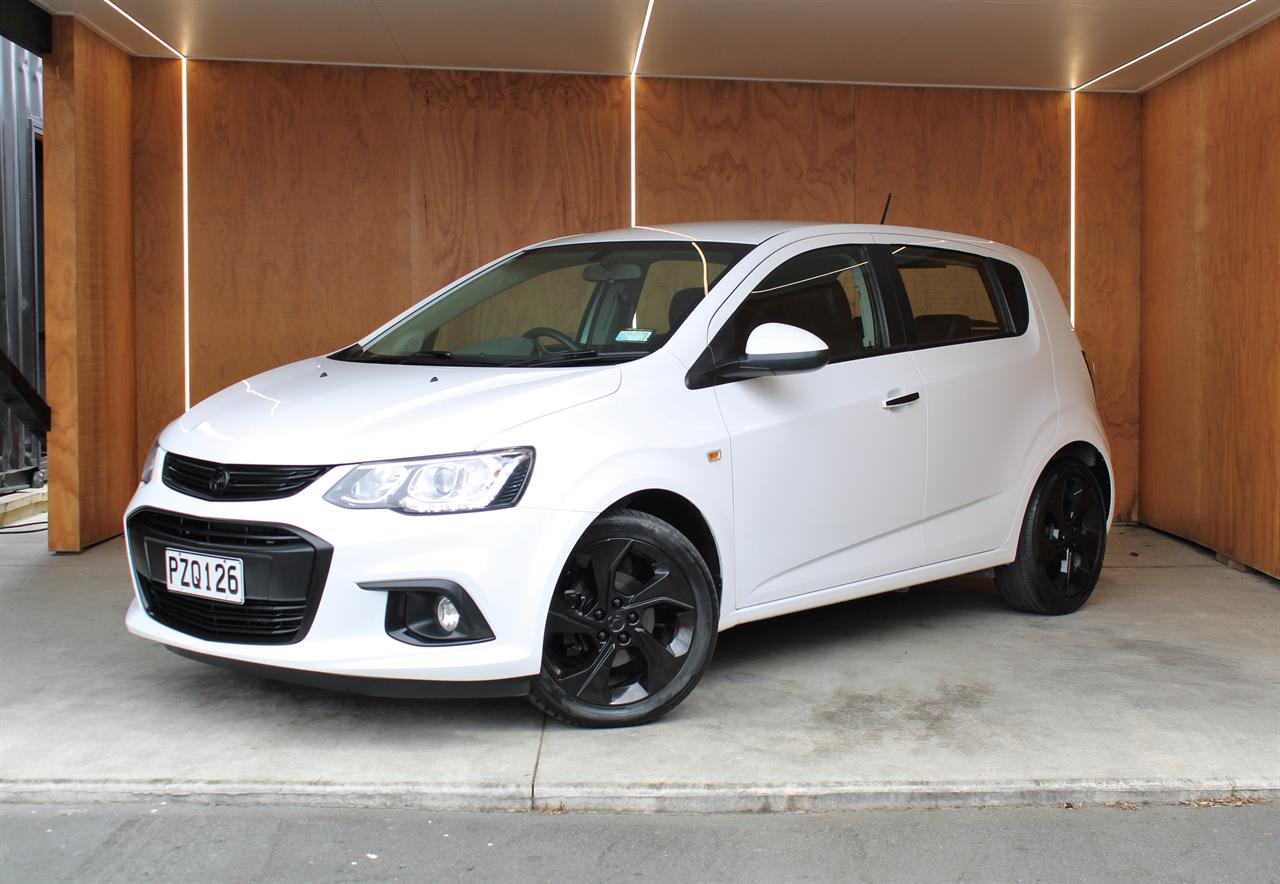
[996,457,1107,615]
[529,509,718,727]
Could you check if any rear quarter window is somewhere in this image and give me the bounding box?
[889,246,1027,346]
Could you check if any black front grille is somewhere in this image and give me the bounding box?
[138,579,311,643]
[162,453,331,501]
[127,509,332,645]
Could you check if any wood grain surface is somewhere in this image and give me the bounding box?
[1076,93,1142,520]
[43,19,137,551]
[1140,20,1280,577]
[636,77,855,224]
[42,17,80,551]
[409,71,629,296]
[853,86,1071,299]
[186,61,412,402]
[131,58,183,466]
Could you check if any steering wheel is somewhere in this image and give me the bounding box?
[522,326,581,355]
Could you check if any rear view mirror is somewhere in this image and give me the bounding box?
[583,263,642,282]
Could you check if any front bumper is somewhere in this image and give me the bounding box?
[124,461,594,688]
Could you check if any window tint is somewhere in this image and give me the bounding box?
[634,257,733,336]
[719,246,880,362]
[992,259,1029,334]
[350,241,750,366]
[433,264,596,352]
[892,247,1006,345]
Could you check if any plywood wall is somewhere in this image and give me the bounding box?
[43,18,137,551]
[186,62,413,403]
[176,64,629,404]
[409,71,629,295]
[131,58,183,465]
[637,78,855,223]
[852,87,1071,299]
[1075,93,1143,519]
[1141,20,1280,577]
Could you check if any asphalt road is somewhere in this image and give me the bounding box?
[2,801,1276,883]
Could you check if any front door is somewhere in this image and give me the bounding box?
[707,240,927,609]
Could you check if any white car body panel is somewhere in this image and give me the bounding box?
[125,222,1113,689]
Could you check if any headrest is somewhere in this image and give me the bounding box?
[668,287,705,332]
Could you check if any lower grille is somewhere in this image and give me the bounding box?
[137,578,310,643]
[127,509,332,645]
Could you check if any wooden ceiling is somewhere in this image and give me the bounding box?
[35,0,1280,91]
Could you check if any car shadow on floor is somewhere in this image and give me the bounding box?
[158,571,1030,730]
[711,571,1016,668]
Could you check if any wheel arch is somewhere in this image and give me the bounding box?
[603,489,723,600]
[1049,440,1113,520]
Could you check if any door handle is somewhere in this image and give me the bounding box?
[882,391,920,408]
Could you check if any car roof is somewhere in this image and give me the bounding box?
[537,221,1003,249]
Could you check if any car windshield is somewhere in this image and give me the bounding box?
[334,241,751,367]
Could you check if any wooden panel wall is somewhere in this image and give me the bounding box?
[131,58,183,465]
[409,71,629,296]
[637,78,855,223]
[177,65,629,404]
[186,62,413,403]
[852,87,1071,299]
[1141,20,1280,577]
[43,18,137,551]
[1076,93,1142,519]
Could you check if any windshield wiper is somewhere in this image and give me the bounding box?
[507,349,601,367]
[509,350,650,367]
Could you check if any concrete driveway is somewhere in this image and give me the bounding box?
[2,524,1277,811]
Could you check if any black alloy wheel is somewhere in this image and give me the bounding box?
[996,457,1107,615]
[529,509,717,727]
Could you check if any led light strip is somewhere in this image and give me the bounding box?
[1068,0,1262,328]
[98,0,191,410]
[630,0,656,228]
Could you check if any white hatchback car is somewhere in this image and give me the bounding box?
[125,222,1112,726]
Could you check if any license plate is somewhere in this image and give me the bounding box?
[164,548,245,605]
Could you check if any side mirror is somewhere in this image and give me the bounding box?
[719,323,830,380]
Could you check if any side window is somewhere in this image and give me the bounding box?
[719,246,881,362]
[991,259,1030,334]
[891,247,1007,346]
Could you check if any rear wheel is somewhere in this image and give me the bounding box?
[996,458,1107,615]
[529,509,717,727]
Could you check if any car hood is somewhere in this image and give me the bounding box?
[160,357,622,466]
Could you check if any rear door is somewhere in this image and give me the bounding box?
[873,234,1057,564]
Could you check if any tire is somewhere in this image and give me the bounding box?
[995,457,1107,615]
[528,509,718,727]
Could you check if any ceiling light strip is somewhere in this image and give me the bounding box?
[1068,90,1077,328]
[1074,0,1261,92]
[1068,0,1261,329]
[98,0,191,411]
[631,0,656,228]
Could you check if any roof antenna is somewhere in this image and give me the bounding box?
[879,192,893,225]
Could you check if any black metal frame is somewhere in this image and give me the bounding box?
[1,37,46,492]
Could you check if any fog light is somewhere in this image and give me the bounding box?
[436,597,461,633]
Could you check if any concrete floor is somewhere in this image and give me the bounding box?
[1,523,1277,811]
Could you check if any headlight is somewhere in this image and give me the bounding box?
[140,440,160,484]
[324,448,533,514]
